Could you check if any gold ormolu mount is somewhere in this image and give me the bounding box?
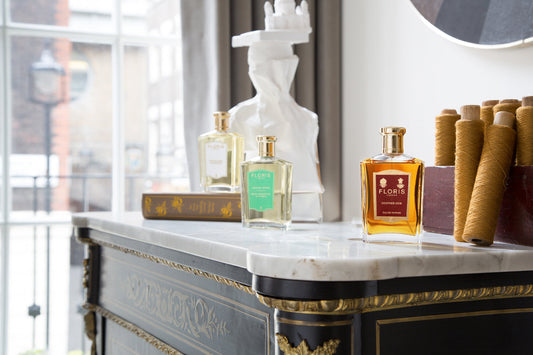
[214,111,230,131]
[381,127,406,154]
[257,135,277,157]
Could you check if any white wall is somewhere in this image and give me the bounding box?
[341,0,533,221]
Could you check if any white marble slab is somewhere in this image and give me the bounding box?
[72,211,533,282]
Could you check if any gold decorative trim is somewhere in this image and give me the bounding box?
[89,239,255,295]
[81,234,533,316]
[276,334,340,355]
[277,317,353,327]
[84,303,184,355]
[258,284,533,314]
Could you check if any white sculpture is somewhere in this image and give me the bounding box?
[264,0,311,32]
[230,0,323,222]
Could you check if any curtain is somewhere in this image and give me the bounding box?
[180,0,342,221]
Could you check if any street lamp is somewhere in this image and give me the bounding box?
[29,42,66,212]
[28,41,66,350]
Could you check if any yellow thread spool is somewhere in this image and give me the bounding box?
[435,109,460,166]
[516,96,533,166]
[480,99,499,128]
[454,105,484,242]
[493,99,521,117]
[463,111,516,246]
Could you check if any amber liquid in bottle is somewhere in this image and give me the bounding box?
[360,127,424,243]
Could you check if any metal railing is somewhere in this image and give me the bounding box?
[4,172,188,354]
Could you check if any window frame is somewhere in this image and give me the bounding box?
[0,1,182,353]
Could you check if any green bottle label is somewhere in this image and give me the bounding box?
[248,169,274,211]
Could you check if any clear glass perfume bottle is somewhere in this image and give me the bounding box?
[241,136,293,230]
[360,127,424,243]
[198,111,244,192]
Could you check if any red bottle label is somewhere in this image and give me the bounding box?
[373,171,410,220]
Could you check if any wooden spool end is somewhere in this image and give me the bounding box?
[440,109,457,115]
[493,111,515,128]
[460,105,481,121]
[482,100,499,107]
[522,96,533,107]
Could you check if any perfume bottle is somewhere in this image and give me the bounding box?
[241,136,293,230]
[198,111,244,192]
[360,127,424,243]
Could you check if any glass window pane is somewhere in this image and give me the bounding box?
[11,0,114,33]
[7,225,90,354]
[123,44,187,211]
[122,0,179,36]
[10,37,113,218]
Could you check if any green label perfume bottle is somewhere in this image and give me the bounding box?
[198,111,244,192]
[360,127,424,243]
[241,136,293,230]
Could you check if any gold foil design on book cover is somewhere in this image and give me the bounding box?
[142,193,241,221]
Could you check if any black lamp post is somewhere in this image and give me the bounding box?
[28,41,66,350]
[29,42,66,213]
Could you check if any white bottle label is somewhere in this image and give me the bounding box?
[205,142,228,179]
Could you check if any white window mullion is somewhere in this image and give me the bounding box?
[112,0,124,213]
[1,1,10,353]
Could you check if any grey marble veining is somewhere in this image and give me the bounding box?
[73,211,533,281]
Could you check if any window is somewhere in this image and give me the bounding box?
[0,0,186,354]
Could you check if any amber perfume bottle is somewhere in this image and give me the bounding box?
[241,136,293,230]
[198,112,244,192]
[360,127,424,243]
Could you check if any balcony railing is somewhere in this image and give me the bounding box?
[3,173,188,354]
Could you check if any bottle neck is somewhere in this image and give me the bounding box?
[213,112,230,132]
[259,141,275,157]
[382,134,404,154]
[215,118,229,132]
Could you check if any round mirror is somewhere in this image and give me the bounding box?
[410,0,533,48]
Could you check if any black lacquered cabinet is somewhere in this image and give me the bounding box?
[74,212,533,354]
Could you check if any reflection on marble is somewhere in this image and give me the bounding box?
[73,212,533,282]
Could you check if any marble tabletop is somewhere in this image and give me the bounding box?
[72,212,533,282]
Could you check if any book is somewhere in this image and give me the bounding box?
[142,192,241,222]
[423,166,533,246]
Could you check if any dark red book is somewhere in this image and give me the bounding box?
[423,166,533,246]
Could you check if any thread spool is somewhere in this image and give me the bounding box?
[516,96,533,166]
[463,111,517,246]
[435,109,460,166]
[493,99,521,117]
[454,105,484,242]
[480,99,499,128]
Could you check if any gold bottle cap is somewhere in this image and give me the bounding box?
[257,135,277,157]
[214,111,230,131]
[380,127,405,154]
